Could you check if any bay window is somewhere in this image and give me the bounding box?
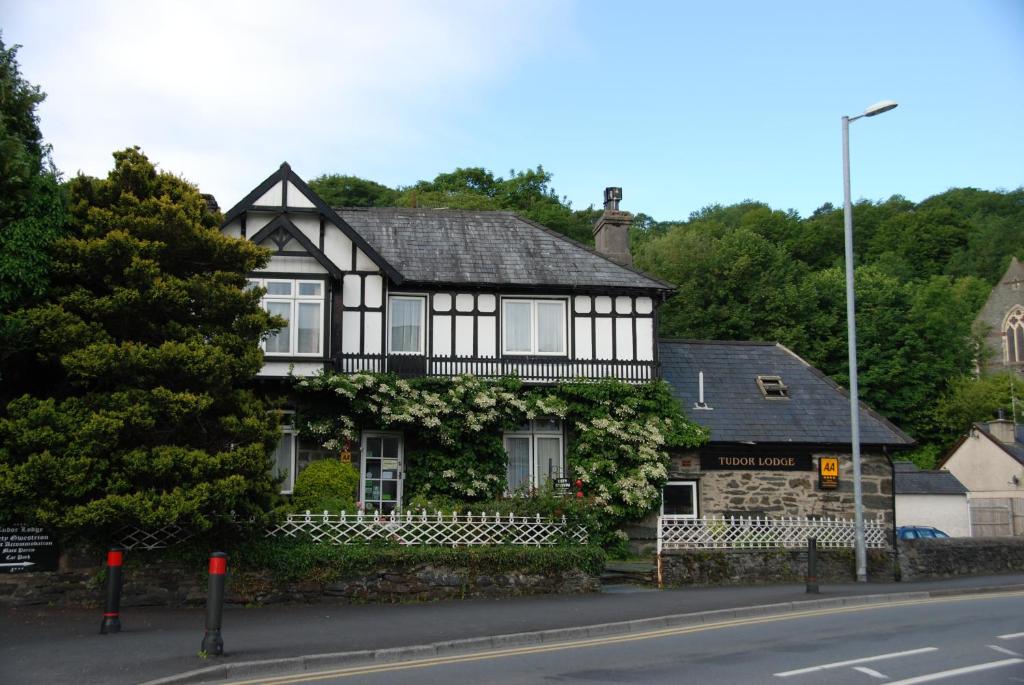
[502,299,566,356]
[251,278,324,356]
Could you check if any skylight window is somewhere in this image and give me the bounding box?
[756,375,788,399]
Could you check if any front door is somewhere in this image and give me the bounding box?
[361,432,404,513]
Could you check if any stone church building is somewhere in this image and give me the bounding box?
[975,256,1024,375]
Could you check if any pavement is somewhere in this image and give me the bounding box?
[4,574,1024,685]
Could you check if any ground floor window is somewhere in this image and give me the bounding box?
[662,481,698,517]
[361,432,404,513]
[504,418,565,492]
[272,412,334,494]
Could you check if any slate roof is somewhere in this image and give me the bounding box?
[893,461,968,495]
[659,339,914,447]
[334,208,673,293]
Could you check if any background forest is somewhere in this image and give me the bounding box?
[309,170,1024,467]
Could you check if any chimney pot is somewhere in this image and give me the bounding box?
[604,187,622,211]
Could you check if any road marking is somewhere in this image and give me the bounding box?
[884,658,1023,684]
[774,648,937,677]
[1000,632,1024,640]
[220,592,1024,685]
[853,666,889,679]
[990,644,1023,657]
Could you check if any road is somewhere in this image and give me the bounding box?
[220,592,1024,685]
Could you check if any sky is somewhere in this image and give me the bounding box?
[3,0,1023,222]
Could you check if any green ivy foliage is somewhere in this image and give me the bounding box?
[293,373,707,536]
[0,148,281,542]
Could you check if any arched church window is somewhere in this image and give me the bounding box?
[1006,308,1024,363]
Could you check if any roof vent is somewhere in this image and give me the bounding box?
[756,375,788,400]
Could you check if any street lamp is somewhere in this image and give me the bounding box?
[842,99,897,583]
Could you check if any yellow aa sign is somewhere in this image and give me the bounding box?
[819,457,839,489]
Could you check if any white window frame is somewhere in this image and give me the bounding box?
[504,419,565,492]
[387,295,427,355]
[1004,307,1024,364]
[661,480,698,518]
[501,298,568,356]
[360,431,405,512]
[270,411,336,495]
[273,411,297,494]
[251,278,325,357]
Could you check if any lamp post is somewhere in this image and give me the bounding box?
[842,99,897,583]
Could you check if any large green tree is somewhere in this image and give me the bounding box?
[0,35,66,310]
[0,148,280,542]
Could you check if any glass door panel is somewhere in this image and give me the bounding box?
[361,433,403,514]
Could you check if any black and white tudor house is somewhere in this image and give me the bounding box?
[221,164,674,511]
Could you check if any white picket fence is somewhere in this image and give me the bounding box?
[657,515,888,552]
[265,510,589,546]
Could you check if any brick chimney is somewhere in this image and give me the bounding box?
[988,409,1016,444]
[593,187,632,266]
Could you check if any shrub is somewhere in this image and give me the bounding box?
[231,537,607,582]
[291,459,359,513]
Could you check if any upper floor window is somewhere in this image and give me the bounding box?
[389,295,426,354]
[502,299,566,356]
[250,278,325,357]
[1006,307,1024,364]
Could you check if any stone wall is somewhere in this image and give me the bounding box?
[625,450,895,554]
[660,548,896,587]
[681,451,894,525]
[898,537,1024,581]
[0,553,599,608]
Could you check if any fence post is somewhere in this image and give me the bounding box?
[806,537,819,594]
[99,546,125,634]
[656,516,664,589]
[201,552,227,656]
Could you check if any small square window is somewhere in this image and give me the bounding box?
[756,375,788,399]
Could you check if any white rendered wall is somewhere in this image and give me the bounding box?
[895,494,972,537]
[943,431,1024,495]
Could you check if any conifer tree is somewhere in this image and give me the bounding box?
[0,148,280,541]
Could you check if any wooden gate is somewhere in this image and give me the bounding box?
[969,497,1024,537]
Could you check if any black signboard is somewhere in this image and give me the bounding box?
[700,454,813,471]
[553,478,572,497]
[0,524,59,573]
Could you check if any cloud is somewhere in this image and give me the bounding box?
[4,0,575,206]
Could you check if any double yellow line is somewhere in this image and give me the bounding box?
[224,591,1024,685]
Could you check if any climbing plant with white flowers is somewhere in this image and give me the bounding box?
[292,372,707,534]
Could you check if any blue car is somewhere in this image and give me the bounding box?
[897,526,950,540]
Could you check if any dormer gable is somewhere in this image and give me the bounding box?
[221,163,402,283]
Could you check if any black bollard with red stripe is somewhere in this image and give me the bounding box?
[201,552,227,655]
[99,546,125,634]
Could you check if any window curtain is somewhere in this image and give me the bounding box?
[505,436,531,491]
[297,302,321,354]
[266,301,291,353]
[536,302,564,353]
[273,432,294,492]
[534,436,562,485]
[391,298,422,353]
[505,302,532,353]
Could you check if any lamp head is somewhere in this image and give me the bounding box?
[864,100,898,117]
